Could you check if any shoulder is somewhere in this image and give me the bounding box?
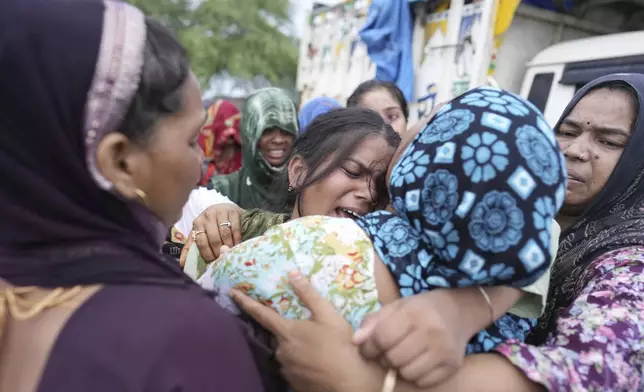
[45,285,264,391]
[242,209,285,222]
[241,209,289,240]
[565,246,644,301]
[283,216,371,241]
[570,247,644,318]
[143,288,265,391]
[65,285,252,346]
[210,171,243,195]
[279,216,375,261]
[588,246,644,278]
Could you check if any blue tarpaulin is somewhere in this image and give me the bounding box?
[360,0,415,101]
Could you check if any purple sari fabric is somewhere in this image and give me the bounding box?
[496,247,644,391]
[497,74,644,390]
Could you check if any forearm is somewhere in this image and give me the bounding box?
[443,286,523,340]
[392,354,543,392]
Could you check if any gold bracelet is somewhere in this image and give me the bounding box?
[477,286,494,325]
[382,369,397,392]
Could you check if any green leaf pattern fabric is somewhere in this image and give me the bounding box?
[209,88,298,212]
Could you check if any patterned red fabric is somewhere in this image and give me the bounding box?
[198,100,242,185]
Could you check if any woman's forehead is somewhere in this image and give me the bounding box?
[350,136,394,166]
[310,135,392,175]
[360,89,400,110]
[565,88,636,134]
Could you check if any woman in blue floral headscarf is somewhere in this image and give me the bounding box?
[202,86,566,357]
[357,86,566,351]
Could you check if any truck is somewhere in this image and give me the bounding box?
[297,0,644,126]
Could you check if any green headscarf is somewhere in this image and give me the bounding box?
[209,88,298,212]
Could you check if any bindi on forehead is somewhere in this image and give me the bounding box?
[576,89,636,128]
[564,114,631,136]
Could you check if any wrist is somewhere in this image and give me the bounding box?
[429,288,498,343]
[422,289,480,345]
[457,288,492,342]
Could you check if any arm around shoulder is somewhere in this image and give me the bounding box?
[494,248,644,391]
[394,249,644,392]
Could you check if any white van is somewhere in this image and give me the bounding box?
[520,31,644,126]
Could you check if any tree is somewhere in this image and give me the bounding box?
[127,0,298,88]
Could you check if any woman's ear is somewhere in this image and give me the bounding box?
[95,132,148,200]
[287,155,307,189]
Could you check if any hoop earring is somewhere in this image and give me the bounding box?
[134,188,148,206]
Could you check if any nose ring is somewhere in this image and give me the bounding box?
[564,146,587,161]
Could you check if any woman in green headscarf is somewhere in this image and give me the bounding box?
[209,87,298,213]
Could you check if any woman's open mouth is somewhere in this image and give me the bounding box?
[334,207,362,220]
[266,149,286,160]
[263,148,289,166]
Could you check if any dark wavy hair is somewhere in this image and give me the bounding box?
[347,80,409,120]
[282,107,401,215]
[119,18,189,143]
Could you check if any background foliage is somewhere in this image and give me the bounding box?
[128,0,299,88]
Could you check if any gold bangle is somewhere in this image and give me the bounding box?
[382,369,397,392]
[477,286,494,325]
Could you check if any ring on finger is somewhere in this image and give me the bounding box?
[192,230,206,242]
[219,221,232,229]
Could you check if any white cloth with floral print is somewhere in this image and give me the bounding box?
[198,215,381,330]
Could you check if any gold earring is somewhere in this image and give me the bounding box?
[134,188,148,205]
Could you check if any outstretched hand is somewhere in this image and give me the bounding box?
[231,272,384,392]
[231,271,349,336]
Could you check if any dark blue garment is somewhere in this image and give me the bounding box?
[357,86,567,353]
[360,0,414,101]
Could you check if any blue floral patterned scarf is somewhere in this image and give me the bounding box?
[357,87,567,352]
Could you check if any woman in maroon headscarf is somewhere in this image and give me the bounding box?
[0,0,278,390]
[199,100,242,185]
